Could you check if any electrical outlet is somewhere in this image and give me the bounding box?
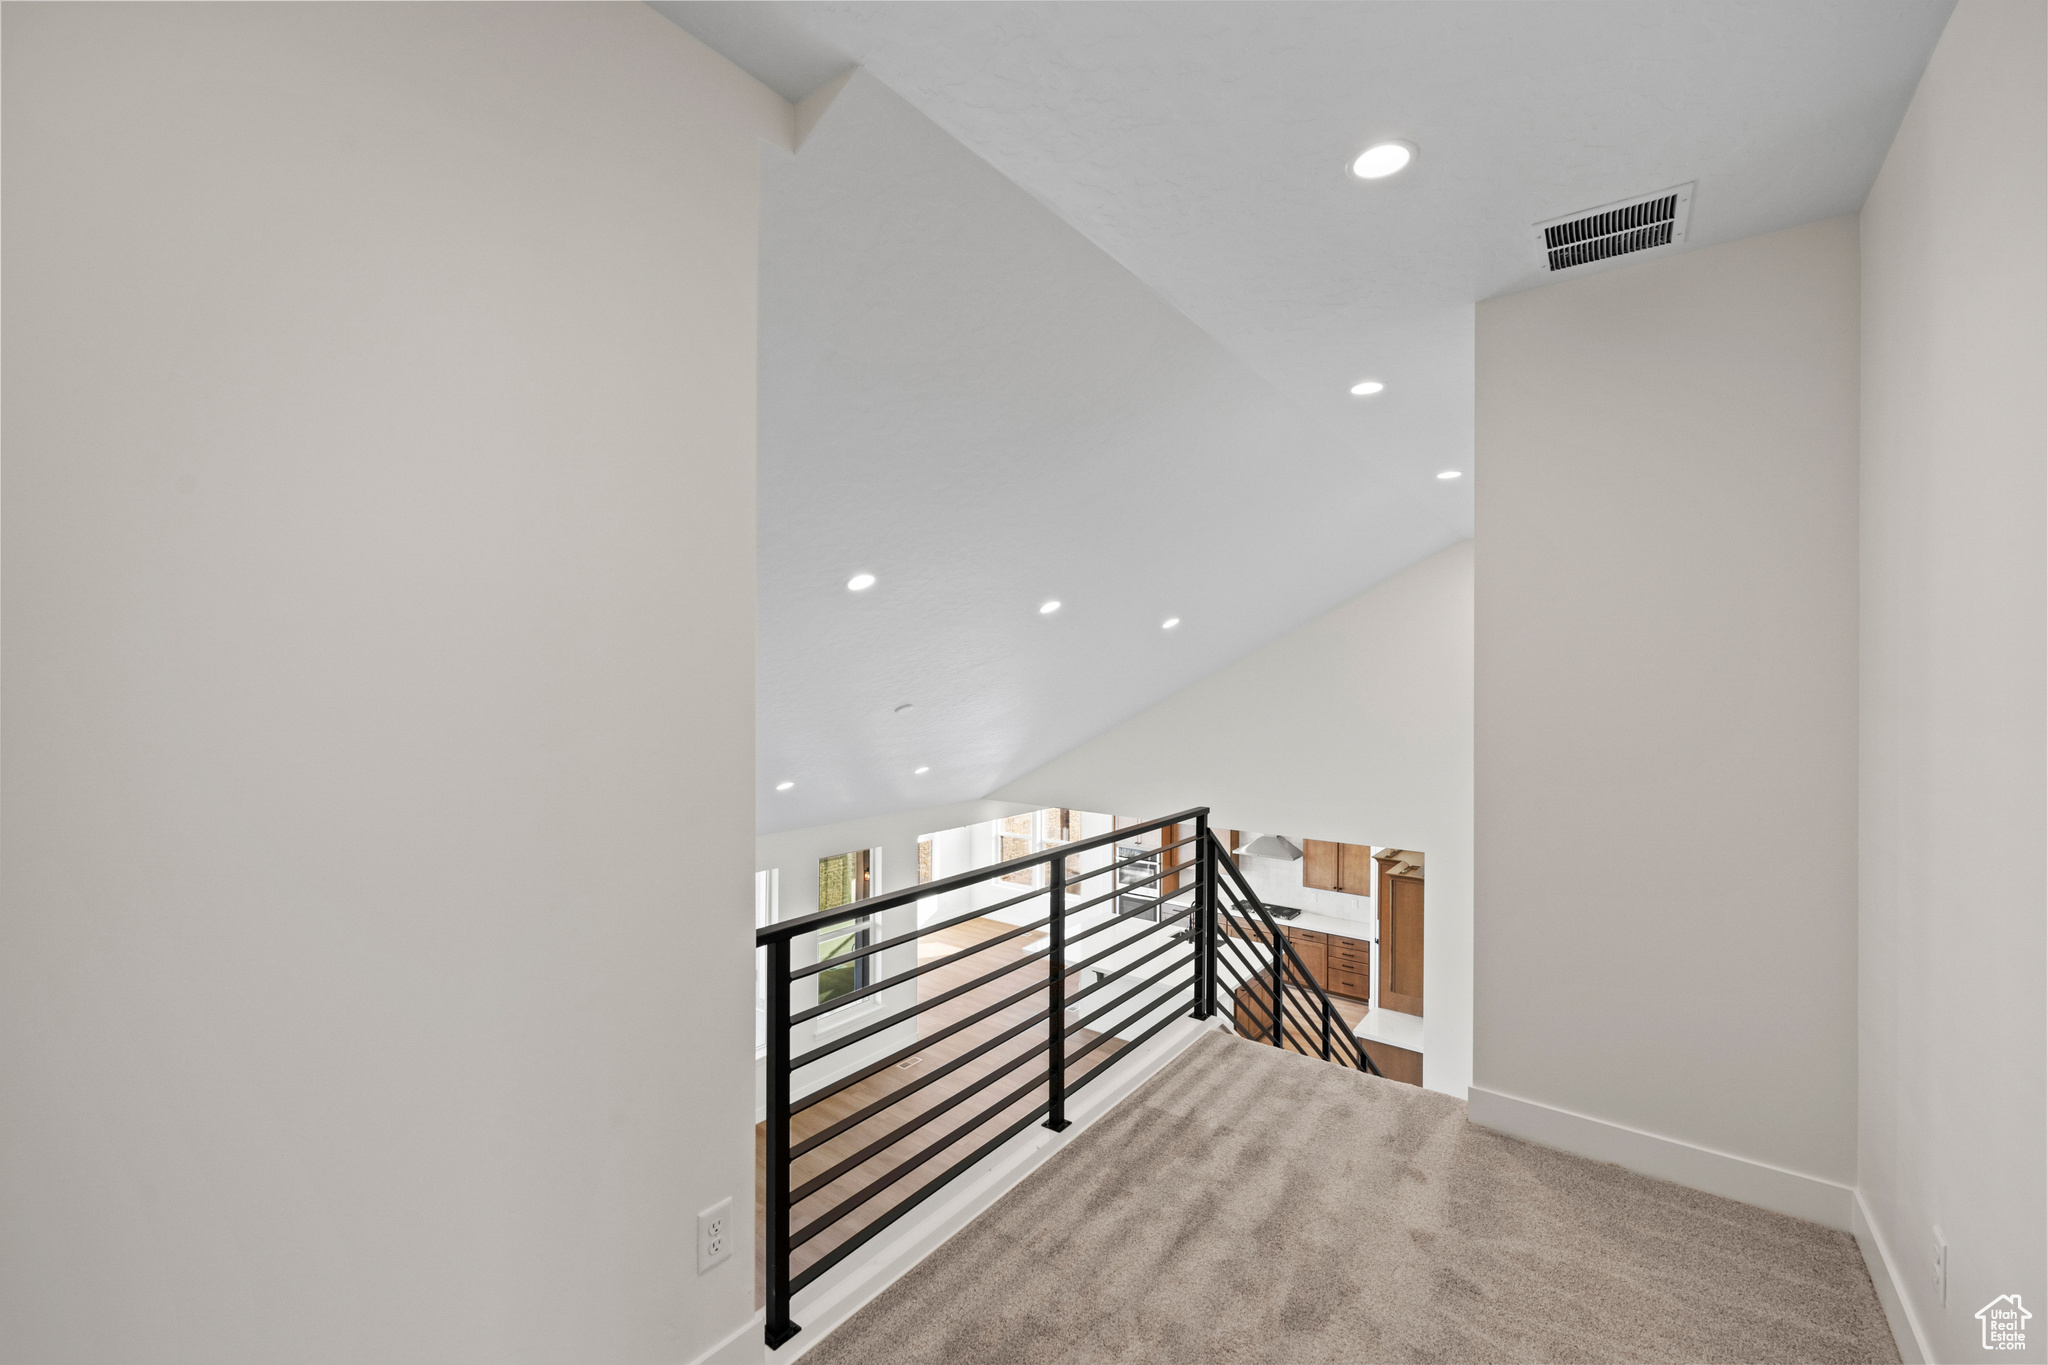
[698,1198,733,1274]
[1932,1229,1947,1305]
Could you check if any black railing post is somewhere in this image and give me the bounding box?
[1192,814,1214,1020]
[1044,861,1071,1131]
[764,935,800,1348]
[1321,996,1332,1061]
[1270,923,1285,1051]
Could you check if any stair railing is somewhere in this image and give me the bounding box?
[756,806,1213,1348]
[753,810,1379,1348]
[1204,829,1380,1075]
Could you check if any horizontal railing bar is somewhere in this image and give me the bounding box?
[787,1100,1051,1297]
[790,1009,1049,1160]
[761,806,1207,943]
[799,858,1196,1009]
[1058,832,1200,893]
[1063,984,1195,1073]
[1063,1001,1196,1100]
[791,1067,1047,1249]
[1061,950,1196,1042]
[797,855,1196,991]
[789,966,1046,1076]
[1058,861,1195,922]
[1207,832,1373,1072]
[1212,915,1275,987]
[1064,925,1196,1010]
[789,1029,1053,1204]
[786,882,1051,981]
[1211,873,1338,1045]
[791,904,1194,1117]
[1065,902,1196,978]
[789,983,1046,1117]
[789,911,1054,1022]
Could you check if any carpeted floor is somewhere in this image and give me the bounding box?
[802,1029,1898,1365]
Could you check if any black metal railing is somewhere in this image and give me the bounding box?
[755,809,1373,1347]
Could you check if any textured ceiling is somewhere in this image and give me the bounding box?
[651,1,1953,833]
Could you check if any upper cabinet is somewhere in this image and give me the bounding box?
[1301,839,1375,895]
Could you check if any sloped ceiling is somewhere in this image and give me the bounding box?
[650,1,1953,833]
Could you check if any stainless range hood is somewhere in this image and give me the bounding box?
[1234,834,1302,861]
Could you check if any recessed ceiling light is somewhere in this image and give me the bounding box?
[914,766,930,775]
[1161,618,1181,630]
[775,781,794,791]
[1350,380,1385,397]
[894,703,914,713]
[1350,140,1415,180]
[1438,470,1463,480]
[1039,600,1061,615]
[846,573,876,591]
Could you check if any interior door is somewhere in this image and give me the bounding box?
[1378,869,1424,1016]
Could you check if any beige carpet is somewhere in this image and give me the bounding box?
[801,1030,1898,1365]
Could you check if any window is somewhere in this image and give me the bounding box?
[999,809,1086,888]
[816,849,874,1005]
[999,814,1035,884]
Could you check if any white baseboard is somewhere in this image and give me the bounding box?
[1852,1187,1932,1364]
[690,1309,766,1365]
[764,1013,1214,1363]
[1466,1086,1853,1231]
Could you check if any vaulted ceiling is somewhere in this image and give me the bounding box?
[652,1,1953,834]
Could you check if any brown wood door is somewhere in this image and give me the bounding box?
[1337,843,1374,893]
[1378,871,1424,1016]
[1301,839,1339,890]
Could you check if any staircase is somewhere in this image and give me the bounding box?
[754,807,1375,1348]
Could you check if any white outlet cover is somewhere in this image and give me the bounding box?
[698,1197,734,1274]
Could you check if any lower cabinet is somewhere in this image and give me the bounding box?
[1360,1039,1423,1086]
[1285,925,1372,1002]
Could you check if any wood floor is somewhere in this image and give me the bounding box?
[756,916,1151,1306]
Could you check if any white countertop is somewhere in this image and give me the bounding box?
[1268,906,1375,942]
[1353,1006,1423,1053]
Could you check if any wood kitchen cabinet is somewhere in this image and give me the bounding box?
[1284,927,1325,986]
[1377,853,1424,1017]
[1302,839,1375,894]
[1282,925,1372,1002]
[1361,1039,1423,1086]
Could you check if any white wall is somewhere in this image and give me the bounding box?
[997,542,1476,1096]
[1858,3,2046,1358]
[0,7,787,1363]
[1473,219,1862,1206]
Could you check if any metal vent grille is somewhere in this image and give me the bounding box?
[1535,184,1693,272]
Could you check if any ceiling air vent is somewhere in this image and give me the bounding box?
[1535,184,1693,272]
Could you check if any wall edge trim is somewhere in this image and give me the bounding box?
[689,1309,766,1365]
[1466,1086,1853,1229]
[1852,1186,1933,1365]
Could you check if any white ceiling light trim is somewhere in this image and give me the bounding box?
[1350,140,1416,180]
[1039,600,1061,615]
[1349,380,1385,397]
[847,572,877,591]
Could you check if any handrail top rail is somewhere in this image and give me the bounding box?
[755,805,1209,944]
